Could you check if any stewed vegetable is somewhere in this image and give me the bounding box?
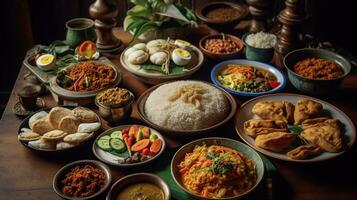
[217,64,279,93]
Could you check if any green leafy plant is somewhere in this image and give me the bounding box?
[124,0,197,44]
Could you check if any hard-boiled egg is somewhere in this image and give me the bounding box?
[174,39,191,50]
[171,48,191,66]
[36,54,56,71]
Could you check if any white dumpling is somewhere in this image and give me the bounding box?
[63,132,91,143]
[124,47,138,58]
[56,142,76,150]
[132,43,147,52]
[150,52,167,65]
[148,46,164,55]
[21,128,33,133]
[77,122,101,133]
[127,50,149,65]
[146,39,166,48]
[29,111,48,128]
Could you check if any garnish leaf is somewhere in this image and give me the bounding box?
[288,124,303,135]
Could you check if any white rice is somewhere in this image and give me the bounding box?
[144,81,229,131]
[245,31,277,48]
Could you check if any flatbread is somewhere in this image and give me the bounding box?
[58,116,79,134]
[48,107,72,129]
[72,107,97,123]
[42,130,68,141]
[31,118,55,135]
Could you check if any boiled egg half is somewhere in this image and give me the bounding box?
[171,48,191,66]
[36,54,56,71]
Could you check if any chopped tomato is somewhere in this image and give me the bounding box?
[141,148,150,155]
[269,80,280,89]
[78,40,96,59]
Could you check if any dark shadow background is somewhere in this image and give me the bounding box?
[1,0,357,115]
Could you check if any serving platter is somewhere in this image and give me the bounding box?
[17,106,102,153]
[120,44,204,85]
[235,93,356,162]
[92,125,166,167]
[22,46,122,105]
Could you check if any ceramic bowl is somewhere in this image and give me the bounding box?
[136,80,237,137]
[171,137,264,200]
[92,125,166,168]
[284,48,351,95]
[199,34,244,61]
[106,173,171,200]
[242,33,276,62]
[195,2,249,32]
[53,160,112,200]
[210,59,286,97]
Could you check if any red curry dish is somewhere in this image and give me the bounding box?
[293,58,344,80]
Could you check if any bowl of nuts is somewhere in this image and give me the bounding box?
[95,87,134,124]
[199,33,244,61]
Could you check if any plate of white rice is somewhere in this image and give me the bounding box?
[137,80,237,136]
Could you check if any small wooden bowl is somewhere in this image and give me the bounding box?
[195,2,248,31]
[199,34,244,61]
[136,80,237,137]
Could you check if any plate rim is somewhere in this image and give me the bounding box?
[234,93,356,163]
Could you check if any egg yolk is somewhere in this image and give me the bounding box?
[176,39,191,46]
[175,49,190,58]
[39,55,54,64]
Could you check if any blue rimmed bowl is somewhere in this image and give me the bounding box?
[210,59,286,97]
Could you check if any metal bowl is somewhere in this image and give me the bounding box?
[136,80,237,137]
[106,173,171,200]
[284,48,351,95]
[171,137,264,200]
[95,90,134,124]
[53,160,112,200]
[210,59,286,97]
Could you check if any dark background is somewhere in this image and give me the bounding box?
[1,0,356,115]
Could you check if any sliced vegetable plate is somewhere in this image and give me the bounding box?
[234,93,356,162]
[93,125,166,167]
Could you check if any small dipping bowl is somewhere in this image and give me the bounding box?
[106,173,171,200]
[53,160,112,200]
[95,89,134,124]
[242,32,276,63]
[17,84,42,110]
[199,33,244,61]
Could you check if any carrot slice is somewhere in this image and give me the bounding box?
[142,127,150,138]
[150,139,162,154]
[129,125,139,138]
[131,139,150,152]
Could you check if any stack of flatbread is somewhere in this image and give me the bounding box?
[244,99,343,160]
[18,107,101,150]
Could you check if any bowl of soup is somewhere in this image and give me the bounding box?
[106,173,170,200]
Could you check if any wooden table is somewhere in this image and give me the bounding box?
[1,27,357,200]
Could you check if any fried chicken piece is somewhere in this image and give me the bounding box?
[244,119,287,138]
[255,132,296,152]
[287,145,322,160]
[301,124,342,152]
[294,99,322,125]
[252,101,295,123]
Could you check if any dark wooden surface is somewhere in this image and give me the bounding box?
[1,27,357,200]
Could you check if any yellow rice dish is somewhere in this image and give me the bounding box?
[178,144,256,198]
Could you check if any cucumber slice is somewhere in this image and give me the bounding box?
[110,138,126,153]
[110,131,123,139]
[97,139,111,151]
[99,135,111,140]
